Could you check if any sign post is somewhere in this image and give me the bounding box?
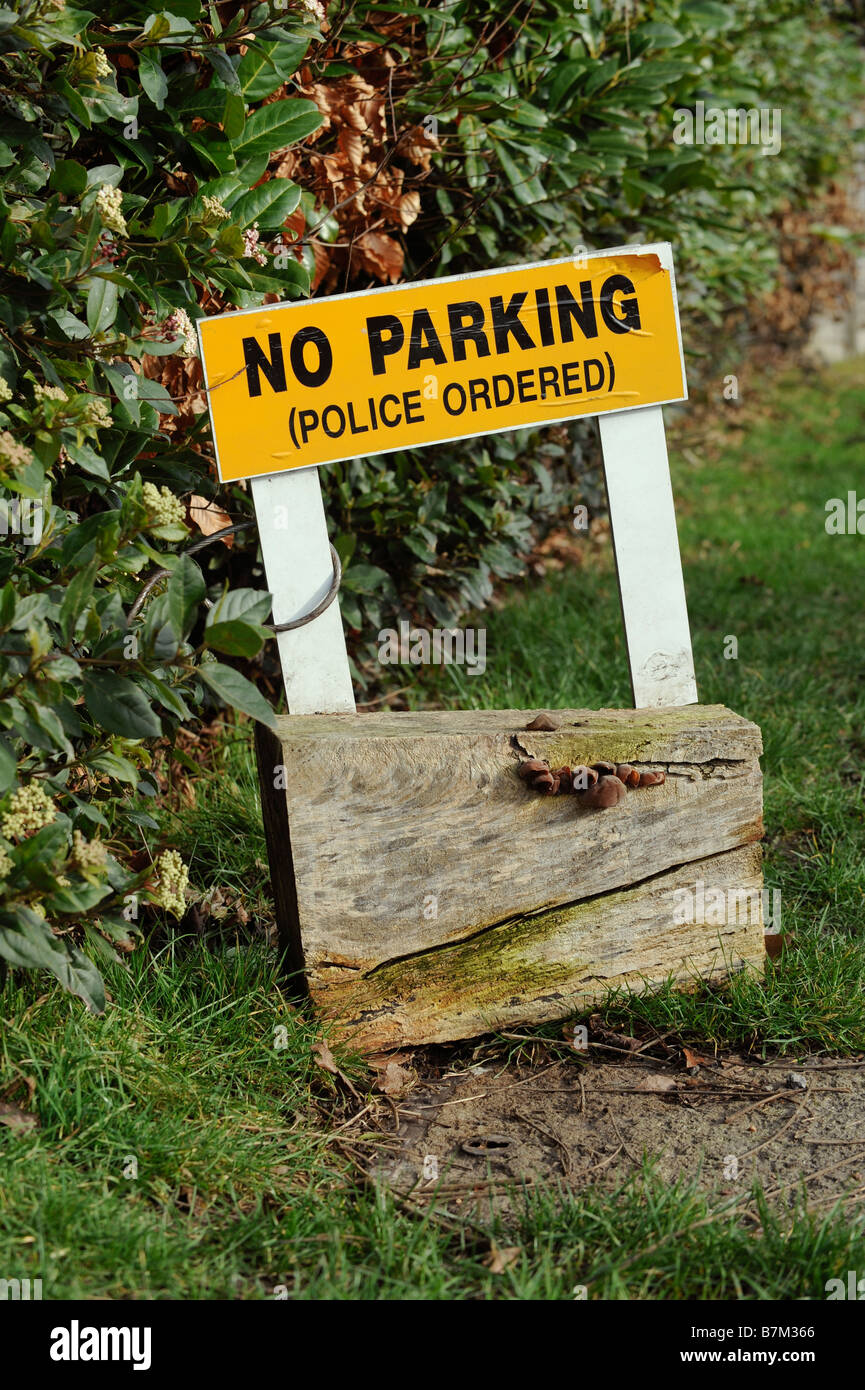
[198,240,695,712]
[249,469,354,714]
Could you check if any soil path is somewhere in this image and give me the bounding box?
[373,1050,865,1216]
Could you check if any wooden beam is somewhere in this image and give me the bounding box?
[256,704,764,1046]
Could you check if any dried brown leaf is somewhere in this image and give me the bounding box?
[376,1061,412,1097]
[188,495,233,544]
[355,230,403,284]
[635,1075,677,1093]
[0,1102,38,1132]
[483,1242,521,1274]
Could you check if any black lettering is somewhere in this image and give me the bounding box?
[538,365,560,400]
[516,368,537,403]
[380,393,402,427]
[443,382,466,415]
[403,389,423,424]
[322,404,346,437]
[584,358,605,391]
[407,309,447,370]
[243,333,286,397]
[367,314,405,375]
[490,293,534,354]
[535,288,555,347]
[347,401,368,435]
[447,301,490,361]
[289,326,332,388]
[562,361,582,395]
[555,281,598,342]
[600,275,641,334]
[298,409,318,443]
[469,378,491,411]
[492,374,514,407]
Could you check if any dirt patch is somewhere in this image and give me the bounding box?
[371,1044,865,1218]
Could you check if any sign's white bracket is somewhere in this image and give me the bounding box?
[250,469,355,715]
[599,404,697,708]
[250,401,697,715]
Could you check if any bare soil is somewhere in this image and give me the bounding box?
[370,1041,865,1219]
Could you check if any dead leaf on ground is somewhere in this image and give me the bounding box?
[635,1075,677,1093]
[0,1102,38,1132]
[483,1242,521,1274]
[683,1047,716,1070]
[312,1040,340,1075]
[312,1040,362,1101]
[376,1061,413,1098]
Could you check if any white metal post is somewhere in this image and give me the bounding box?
[598,404,698,709]
[250,468,355,715]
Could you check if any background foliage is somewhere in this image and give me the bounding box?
[0,0,861,1001]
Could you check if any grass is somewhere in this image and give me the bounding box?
[1,361,864,1299]
[1,951,863,1300]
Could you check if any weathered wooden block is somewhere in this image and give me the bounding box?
[256,705,764,1051]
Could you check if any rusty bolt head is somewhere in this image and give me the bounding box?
[638,770,666,786]
[583,775,627,808]
[615,763,641,788]
[570,765,599,792]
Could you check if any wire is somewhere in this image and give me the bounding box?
[128,522,342,633]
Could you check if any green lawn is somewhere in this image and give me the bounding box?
[1,362,864,1299]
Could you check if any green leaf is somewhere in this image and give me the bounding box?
[87,751,140,784]
[230,99,322,161]
[206,587,272,626]
[204,618,268,657]
[139,52,168,110]
[0,907,105,1012]
[47,880,113,914]
[238,38,310,101]
[50,158,87,196]
[82,672,162,740]
[0,739,16,793]
[166,554,204,640]
[198,662,276,727]
[231,179,302,230]
[341,563,391,595]
[86,276,118,335]
[209,47,241,93]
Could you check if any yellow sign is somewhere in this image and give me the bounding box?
[198,242,687,482]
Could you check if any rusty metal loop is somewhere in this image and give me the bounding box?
[129,521,342,634]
